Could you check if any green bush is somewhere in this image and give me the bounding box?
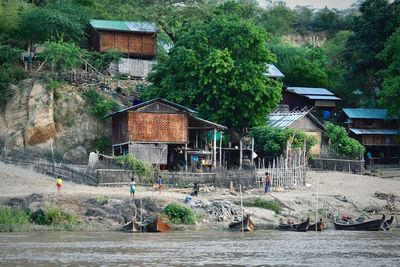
[0,206,31,232]
[0,63,26,107]
[83,89,119,120]
[88,50,122,72]
[114,154,153,183]
[96,195,109,205]
[250,126,317,157]
[325,123,365,157]
[31,204,78,225]
[242,197,282,214]
[163,203,196,224]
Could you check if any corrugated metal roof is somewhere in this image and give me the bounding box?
[264,64,284,78]
[90,19,157,33]
[305,95,341,101]
[349,128,399,135]
[343,108,395,120]
[287,87,334,96]
[268,113,305,128]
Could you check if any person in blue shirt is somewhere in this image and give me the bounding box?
[156,176,164,194]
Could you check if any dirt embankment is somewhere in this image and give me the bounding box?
[1,161,400,230]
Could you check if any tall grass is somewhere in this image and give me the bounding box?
[0,206,31,232]
[242,197,282,214]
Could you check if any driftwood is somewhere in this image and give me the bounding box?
[207,201,242,221]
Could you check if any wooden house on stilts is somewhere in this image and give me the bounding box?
[105,99,227,171]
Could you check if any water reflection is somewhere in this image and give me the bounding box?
[0,230,399,266]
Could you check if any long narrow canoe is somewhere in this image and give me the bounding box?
[229,214,255,232]
[279,218,310,232]
[334,214,391,231]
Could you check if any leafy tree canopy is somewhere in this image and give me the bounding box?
[142,16,282,131]
[342,0,400,105]
[40,41,85,77]
[271,44,331,88]
[377,27,400,119]
[19,1,91,45]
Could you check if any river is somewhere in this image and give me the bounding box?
[0,230,399,266]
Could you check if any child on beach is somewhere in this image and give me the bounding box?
[264,172,271,193]
[156,176,163,194]
[129,177,136,199]
[56,176,62,192]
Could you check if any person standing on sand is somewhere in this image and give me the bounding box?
[156,175,163,194]
[56,176,62,193]
[264,172,271,193]
[129,177,136,199]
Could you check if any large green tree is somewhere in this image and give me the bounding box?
[271,44,331,88]
[342,0,400,106]
[19,2,91,46]
[142,16,282,131]
[377,28,400,119]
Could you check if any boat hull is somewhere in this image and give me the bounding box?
[279,218,310,232]
[229,215,255,232]
[334,215,391,231]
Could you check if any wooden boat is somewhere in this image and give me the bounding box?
[279,218,310,232]
[228,214,255,232]
[382,216,394,231]
[307,218,324,231]
[122,217,170,233]
[334,214,391,231]
[145,217,171,232]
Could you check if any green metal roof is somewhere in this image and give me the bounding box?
[342,108,396,120]
[90,19,157,33]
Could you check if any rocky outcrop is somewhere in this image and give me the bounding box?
[25,82,56,145]
[0,78,112,155]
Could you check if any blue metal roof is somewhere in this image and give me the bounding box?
[349,128,399,135]
[343,108,395,120]
[264,64,284,78]
[305,95,341,101]
[287,87,335,96]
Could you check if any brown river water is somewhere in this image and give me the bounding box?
[0,229,399,267]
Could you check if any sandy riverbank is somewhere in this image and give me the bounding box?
[1,161,399,229]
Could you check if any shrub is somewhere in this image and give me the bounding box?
[242,197,282,214]
[83,89,119,120]
[250,126,317,157]
[96,195,109,205]
[325,123,365,157]
[113,154,153,183]
[163,203,196,224]
[88,50,122,72]
[0,206,30,232]
[31,204,78,225]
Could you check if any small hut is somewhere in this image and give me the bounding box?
[89,19,157,59]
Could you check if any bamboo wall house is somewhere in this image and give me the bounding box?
[340,108,400,164]
[88,19,157,78]
[89,19,157,59]
[267,107,327,155]
[105,99,227,171]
